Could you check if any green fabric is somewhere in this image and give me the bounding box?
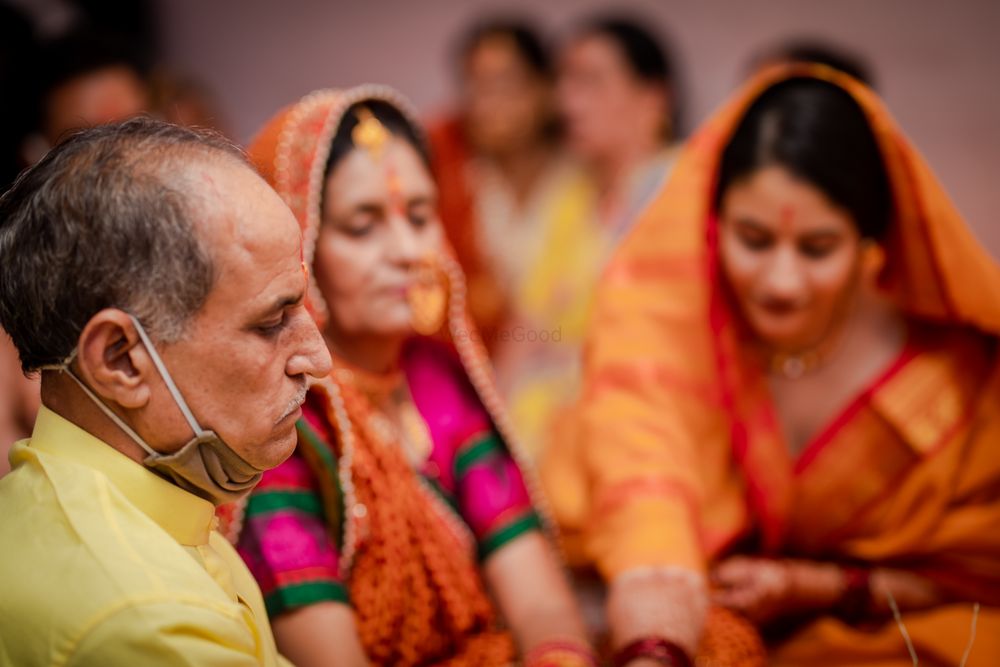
[245,489,323,518]
[478,511,543,561]
[296,417,345,549]
[296,419,341,487]
[421,475,461,512]
[264,580,350,617]
[454,432,502,478]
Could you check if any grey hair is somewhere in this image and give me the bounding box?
[0,116,250,374]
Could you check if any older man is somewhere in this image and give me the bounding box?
[0,118,331,666]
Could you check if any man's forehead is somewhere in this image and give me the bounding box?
[174,158,246,227]
[165,156,302,299]
[202,229,305,319]
[179,158,295,244]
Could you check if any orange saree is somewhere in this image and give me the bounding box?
[544,65,1000,664]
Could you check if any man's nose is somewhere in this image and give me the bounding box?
[286,309,332,380]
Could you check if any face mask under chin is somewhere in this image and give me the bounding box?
[43,313,265,505]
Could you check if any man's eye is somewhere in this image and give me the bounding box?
[256,316,285,337]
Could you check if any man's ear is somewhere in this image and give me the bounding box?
[75,309,153,409]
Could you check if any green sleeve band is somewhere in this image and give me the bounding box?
[478,511,543,561]
[265,580,351,617]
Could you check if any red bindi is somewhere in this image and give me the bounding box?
[779,205,796,231]
[385,163,405,217]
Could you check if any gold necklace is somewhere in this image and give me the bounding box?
[768,348,826,379]
[332,362,404,403]
[764,319,850,380]
[763,290,864,380]
[332,356,433,468]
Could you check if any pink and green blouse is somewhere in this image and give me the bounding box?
[236,338,541,616]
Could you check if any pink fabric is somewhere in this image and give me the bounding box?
[403,337,492,492]
[404,338,535,542]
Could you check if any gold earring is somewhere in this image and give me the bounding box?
[860,240,886,277]
[407,256,447,336]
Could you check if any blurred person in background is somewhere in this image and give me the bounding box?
[748,37,876,88]
[495,15,682,460]
[19,27,151,165]
[0,2,39,193]
[556,16,681,226]
[149,69,230,135]
[19,13,228,166]
[546,64,1000,666]
[428,18,566,352]
[0,333,40,476]
[0,3,42,472]
[223,86,596,667]
[2,0,157,191]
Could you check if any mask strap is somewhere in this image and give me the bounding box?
[61,366,160,458]
[127,314,205,437]
[38,348,78,373]
[41,347,160,457]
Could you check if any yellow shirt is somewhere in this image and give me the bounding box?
[0,406,293,667]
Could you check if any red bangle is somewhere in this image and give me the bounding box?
[612,637,693,667]
[525,639,598,667]
[836,567,872,621]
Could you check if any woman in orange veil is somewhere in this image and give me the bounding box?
[544,64,1000,665]
[221,86,594,667]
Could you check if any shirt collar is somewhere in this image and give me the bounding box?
[27,405,216,546]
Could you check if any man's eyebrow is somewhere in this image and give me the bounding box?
[252,290,305,319]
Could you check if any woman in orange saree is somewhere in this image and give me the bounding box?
[544,64,1000,666]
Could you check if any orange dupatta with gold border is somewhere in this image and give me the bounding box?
[543,65,1000,664]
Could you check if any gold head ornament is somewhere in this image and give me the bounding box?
[351,106,390,161]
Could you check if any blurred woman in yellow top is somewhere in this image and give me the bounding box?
[428,20,564,352]
[545,65,1000,665]
[497,17,682,459]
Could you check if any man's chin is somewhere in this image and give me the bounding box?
[276,428,300,464]
[254,428,299,471]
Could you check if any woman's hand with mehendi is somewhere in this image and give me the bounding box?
[711,557,845,624]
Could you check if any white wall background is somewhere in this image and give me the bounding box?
[156,0,1000,257]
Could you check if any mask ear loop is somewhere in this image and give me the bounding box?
[40,347,160,458]
[38,348,78,373]
[126,314,205,437]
